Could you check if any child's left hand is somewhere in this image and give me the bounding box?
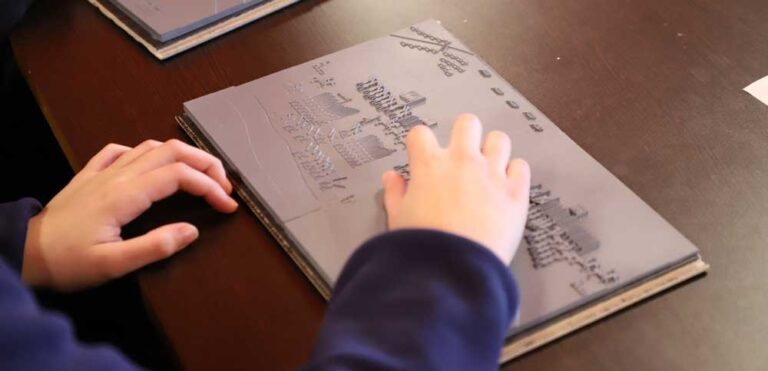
[22,139,238,291]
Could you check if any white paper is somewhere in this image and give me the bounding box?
[744,75,768,106]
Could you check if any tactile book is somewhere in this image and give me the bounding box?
[89,0,301,59]
[178,20,708,362]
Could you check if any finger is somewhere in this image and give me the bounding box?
[83,143,132,172]
[95,223,198,280]
[124,139,232,194]
[482,130,511,175]
[448,113,483,155]
[381,170,406,218]
[130,163,238,215]
[506,158,531,200]
[405,125,439,175]
[110,139,163,169]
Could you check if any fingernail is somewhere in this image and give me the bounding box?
[228,197,240,211]
[181,225,199,243]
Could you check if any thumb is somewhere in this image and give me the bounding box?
[96,223,199,279]
[381,170,406,217]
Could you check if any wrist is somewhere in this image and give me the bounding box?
[22,212,51,288]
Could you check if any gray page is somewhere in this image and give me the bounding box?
[111,0,265,42]
[183,20,700,335]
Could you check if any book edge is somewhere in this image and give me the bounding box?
[500,257,708,362]
[88,0,301,60]
[177,115,333,300]
[177,114,708,364]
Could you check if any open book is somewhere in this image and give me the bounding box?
[89,0,302,60]
[177,20,708,363]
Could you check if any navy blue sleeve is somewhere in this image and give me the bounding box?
[302,229,520,371]
[0,198,42,274]
[0,199,140,370]
[0,259,140,370]
[0,0,33,38]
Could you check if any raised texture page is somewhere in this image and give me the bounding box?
[181,20,705,358]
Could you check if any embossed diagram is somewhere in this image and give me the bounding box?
[390,25,474,77]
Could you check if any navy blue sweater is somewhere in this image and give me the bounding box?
[0,0,33,39]
[0,199,519,370]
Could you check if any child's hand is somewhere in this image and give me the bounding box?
[22,139,238,291]
[382,114,530,264]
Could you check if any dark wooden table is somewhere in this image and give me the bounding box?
[11,0,768,369]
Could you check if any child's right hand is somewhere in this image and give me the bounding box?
[381,114,531,264]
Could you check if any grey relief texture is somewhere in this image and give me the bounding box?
[183,20,700,336]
